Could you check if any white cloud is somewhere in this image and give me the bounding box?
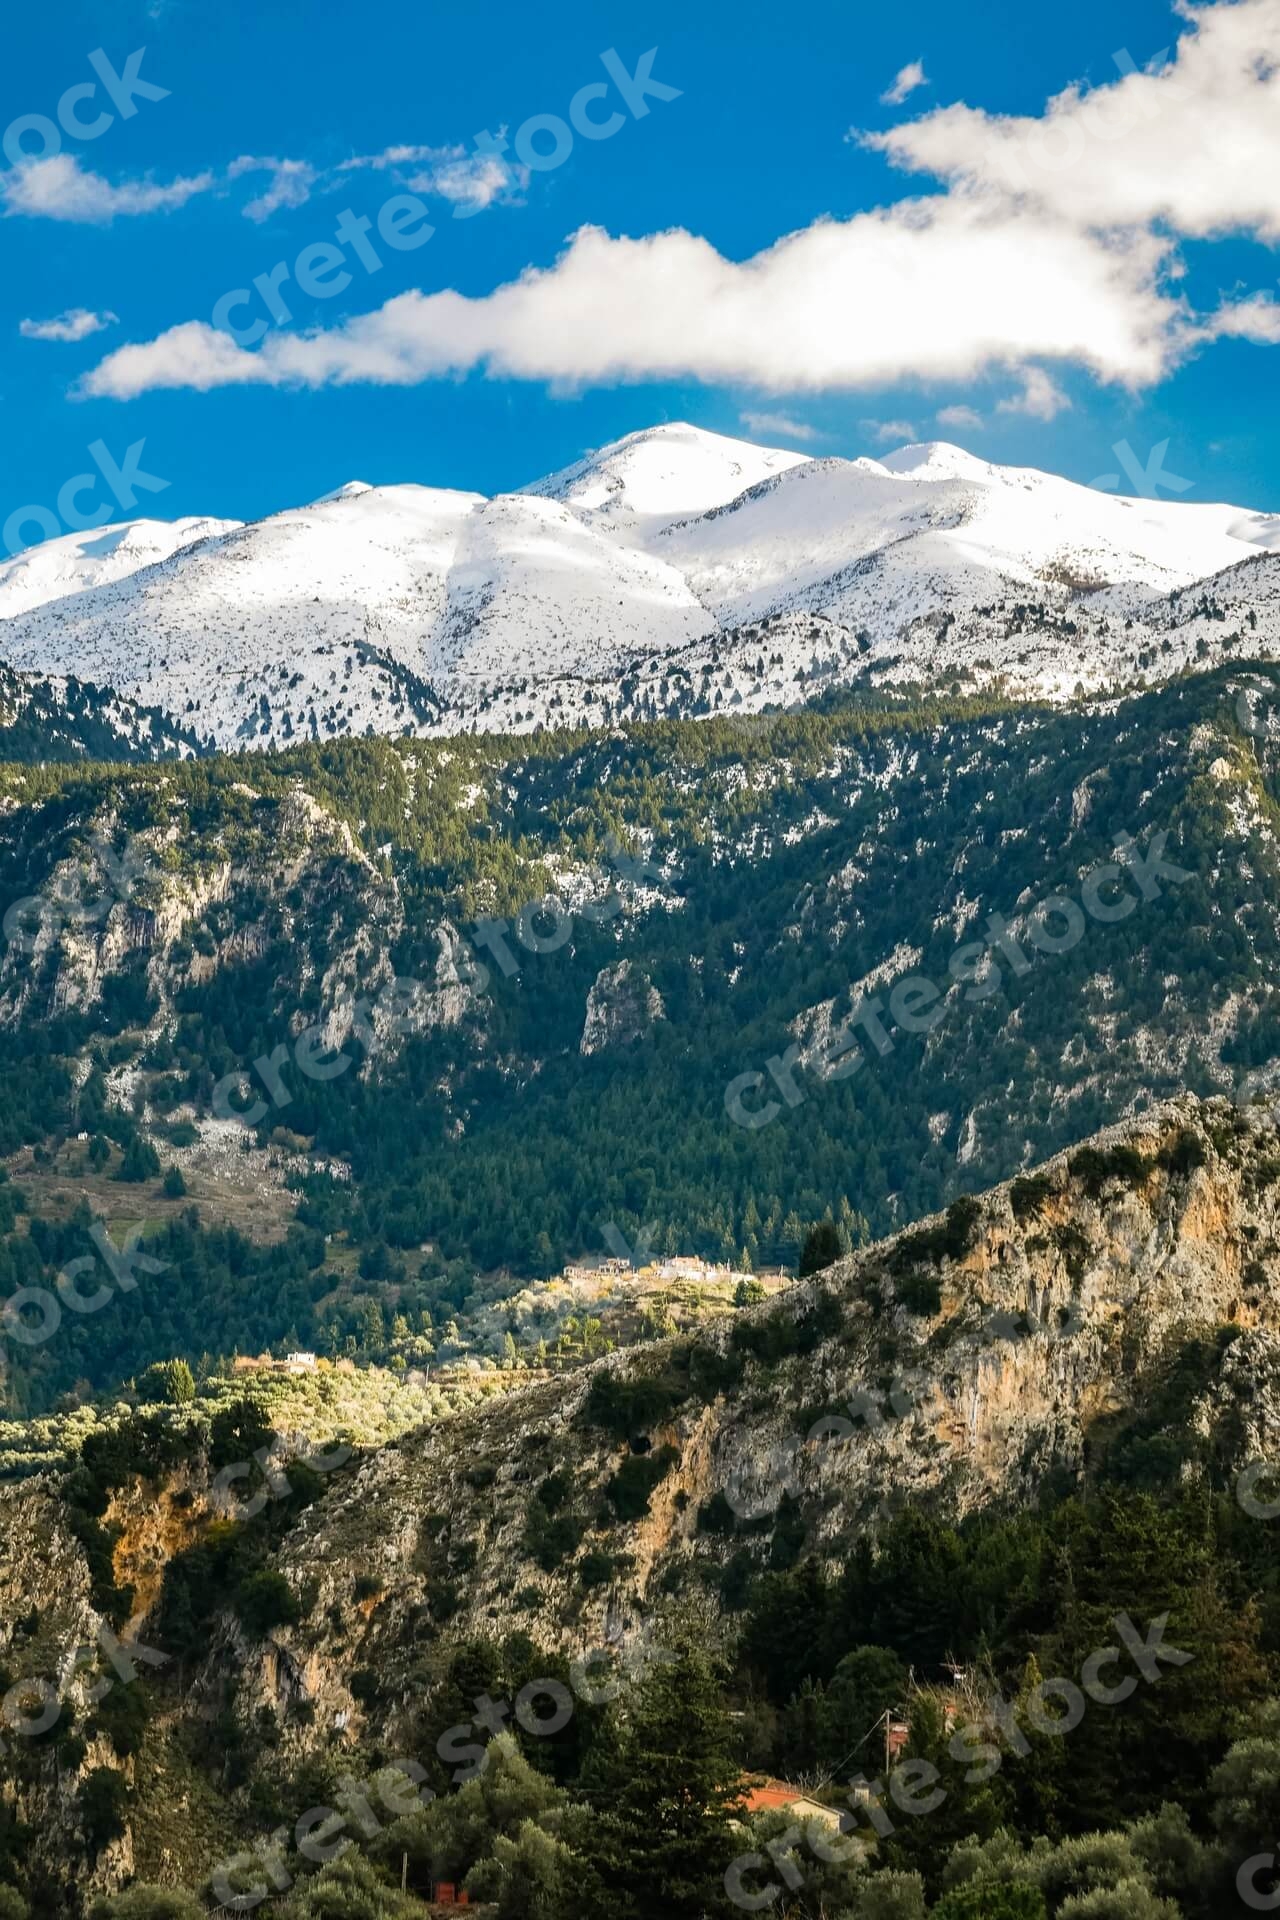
[739,410,823,443]
[936,403,983,430]
[80,319,270,396]
[81,200,1184,401]
[864,0,1280,243]
[2,154,215,223]
[19,308,118,343]
[882,60,928,107]
[229,155,317,224]
[341,139,526,211]
[410,152,523,211]
[860,417,918,445]
[995,367,1071,420]
[1204,291,1280,343]
[339,143,448,173]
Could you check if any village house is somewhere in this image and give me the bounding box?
[733,1777,843,1831]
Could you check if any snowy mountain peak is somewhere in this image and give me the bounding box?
[309,481,375,505]
[0,515,242,621]
[877,442,996,483]
[525,421,811,525]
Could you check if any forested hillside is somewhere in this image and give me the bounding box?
[2,666,1280,1406]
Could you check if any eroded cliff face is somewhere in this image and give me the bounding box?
[0,787,388,1032]
[193,1097,1280,1760]
[6,1092,1280,1890]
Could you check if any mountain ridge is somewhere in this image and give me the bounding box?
[4,422,1280,749]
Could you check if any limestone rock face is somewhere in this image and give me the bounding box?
[580,959,666,1055]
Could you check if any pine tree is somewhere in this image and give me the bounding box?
[798,1219,842,1277]
[583,1645,738,1920]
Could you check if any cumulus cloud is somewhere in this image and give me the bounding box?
[936,403,984,430]
[860,418,918,445]
[80,319,271,396]
[228,155,317,223]
[881,60,929,107]
[1204,291,1280,343]
[996,366,1071,420]
[863,0,1280,242]
[81,199,1184,401]
[739,411,823,443]
[20,308,118,343]
[2,154,215,223]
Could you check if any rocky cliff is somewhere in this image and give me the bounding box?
[5,1092,1280,1894]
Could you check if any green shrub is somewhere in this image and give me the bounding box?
[523,1504,586,1572]
[79,1766,131,1854]
[583,1369,683,1438]
[535,1469,571,1514]
[1010,1173,1053,1221]
[235,1569,300,1636]
[1070,1143,1154,1197]
[579,1549,625,1589]
[697,1491,737,1536]
[889,1195,982,1274]
[115,1135,160,1184]
[1158,1128,1206,1178]
[605,1445,680,1521]
[92,1679,151,1758]
[798,1221,843,1276]
[934,1885,1047,1919]
[895,1268,943,1315]
[731,1289,844,1365]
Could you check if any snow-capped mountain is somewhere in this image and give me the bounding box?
[0,516,240,622]
[2,422,1279,748]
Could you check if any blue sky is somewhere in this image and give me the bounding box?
[4,0,1280,544]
